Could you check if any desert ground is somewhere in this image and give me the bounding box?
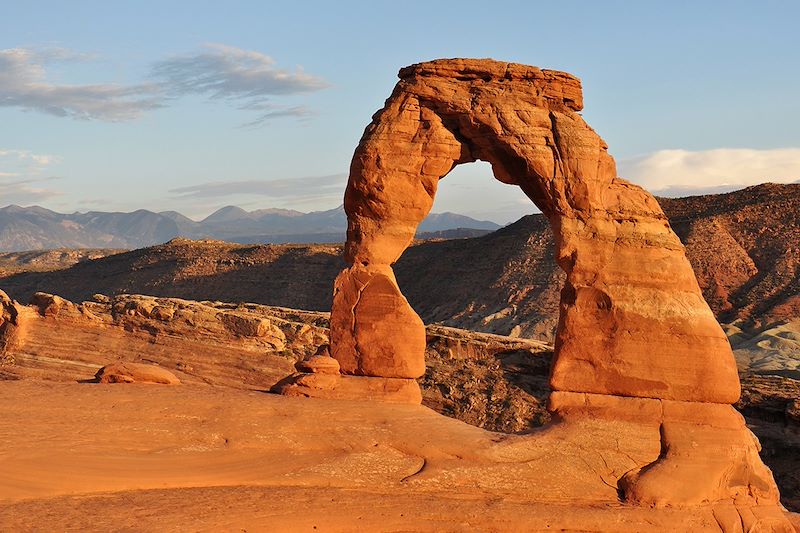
[5,380,796,533]
[0,289,797,532]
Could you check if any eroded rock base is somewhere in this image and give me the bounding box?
[273,351,423,404]
[94,362,181,385]
[549,392,781,508]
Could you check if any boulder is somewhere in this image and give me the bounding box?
[94,362,180,385]
[295,355,340,375]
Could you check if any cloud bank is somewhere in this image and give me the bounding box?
[0,45,328,123]
[152,44,329,125]
[0,48,161,120]
[152,44,328,99]
[618,148,800,196]
[169,173,347,207]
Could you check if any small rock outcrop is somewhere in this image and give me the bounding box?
[0,294,329,389]
[95,362,181,385]
[0,289,21,363]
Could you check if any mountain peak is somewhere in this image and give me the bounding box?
[202,206,252,223]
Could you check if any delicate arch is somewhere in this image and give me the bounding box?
[331,59,739,403]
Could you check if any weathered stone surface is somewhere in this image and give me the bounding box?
[624,400,779,507]
[30,292,72,317]
[330,265,425,378]
[331,57,739,404]
[7,380,796,531]
[0,294,327,389]
[0,290,795,524]
[551,392,783,509]
[0,289,21,362]
[321,58,786,514]
[95,362,181,385]
[295,355,340,374]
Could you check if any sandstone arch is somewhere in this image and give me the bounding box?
[331,58,739,404]
[278,59,787,513]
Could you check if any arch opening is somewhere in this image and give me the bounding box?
[429,160,537,227]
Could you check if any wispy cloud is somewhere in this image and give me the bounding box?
[169,173,346,203]
[618,148,800,196]
[0,147,63,204]
[152,44,329,126]
[0,44,329,123]
[0,176,62,204]
[239,105,315,127]
[0,48,162,120]
[153,43,329,98]
[0,148,59,171]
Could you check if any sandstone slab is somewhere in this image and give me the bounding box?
[272,372,422,404]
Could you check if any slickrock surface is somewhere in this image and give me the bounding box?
[0,290,798,519]
[0,290,553,417]
[94,361,181,384]
[6,380,798,533]
[0,292,324,388]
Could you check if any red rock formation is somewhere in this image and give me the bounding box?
[332,58,739,404]
[321,58,787,517]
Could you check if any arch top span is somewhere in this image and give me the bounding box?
[344,58,617,266]
[333,58,740,405]
[397,58,584,111]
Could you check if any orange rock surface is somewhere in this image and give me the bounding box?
[95,362,181,384]
[0,381,796,532]
[332,58,739,404]
[0,58,796,530]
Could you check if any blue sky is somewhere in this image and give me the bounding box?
[1,1,798,223]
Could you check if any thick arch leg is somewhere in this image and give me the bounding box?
[330,265,426,379]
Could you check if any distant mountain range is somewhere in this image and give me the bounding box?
[3,183,797,339]
[0,205,501,251]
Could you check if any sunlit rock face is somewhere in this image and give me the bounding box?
[333,58,739,404]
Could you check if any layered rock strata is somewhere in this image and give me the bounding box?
[0,291,326,388]
[312,58,788,519]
